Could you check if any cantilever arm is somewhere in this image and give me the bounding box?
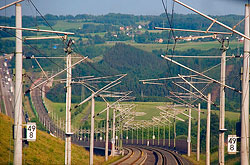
[0,0,24,10]
[26,56,88,94]
[173,0,250,40]
[75,74,127,108]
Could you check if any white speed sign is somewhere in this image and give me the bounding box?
[228,135,237,154]
[27,122,36,141]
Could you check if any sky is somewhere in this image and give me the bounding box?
[0,0,247,16]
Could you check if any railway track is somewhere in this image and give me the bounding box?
[30,78,65,138]
[111,146,147,165]
[112,145,192,165]
[145,147,186,165]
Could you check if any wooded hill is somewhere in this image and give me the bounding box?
[46,43,242,112]
[0,13,244,111]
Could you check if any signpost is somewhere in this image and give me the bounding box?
[26,122,36,141]
[228,135,237,154]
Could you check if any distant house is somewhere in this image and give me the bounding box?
[120,27,125,31]
[155,38,164,43]
[126,26,132,31]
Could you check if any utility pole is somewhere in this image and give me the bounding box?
[142,127,144,145]
[158,125,160,146]
[187,107,191,157]
[163,125,165,146]
[65,39,73,165]
[174,112,176,150]
[131,127,134,144]
[119,117,123,152]
[206,93,211,165]
[169,120,171,147]
[153,125,155,145]
[105,103,109,161]
[241,4,250,165]
[111,109,116,156]
[147,126,149,146]
[90,94,95,165]
[14,3,22,165]
[188,78,192,157]
[219,38,228,165]
[126,129,128,144]
[136,126,138,144]
[197,103,201,161]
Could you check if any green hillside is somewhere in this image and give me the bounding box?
[0,112,105,164]
[45,42,242,113]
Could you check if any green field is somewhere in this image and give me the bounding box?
[44,98,92,128]
[37,20,83,31]
[98,40,243,53]
[44,98,241,127]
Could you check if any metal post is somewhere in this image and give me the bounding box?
[89,94,95,165]
[102,122,104,142]
[57,115,59,137]
[105,103,109,161]
[241,4,250,165]
[206,93,211,165]
[147,127,149,146]
[142,127,144,145]
[126,129,128,144]
[174,114,176,150]
[163,125,165,146]
[169,120,171,147]
[59,118,62,136]
[219,40,227,165]
[116,129,118,150]
[158,125,160,146]
[197,103,201,161]
[153,125,155,145]
[80,127,82,141]
[137,126,138,144]
[132,128,133,144]
[119,118,123,152]
[111,109,116,156]
[84,130,86,141]
[14,3,22,165]
[188,108,192,156]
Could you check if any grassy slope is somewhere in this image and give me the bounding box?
[98,40,242,52]
[182,151,240,165]
[37,20,84,31]
[0,112,105,164]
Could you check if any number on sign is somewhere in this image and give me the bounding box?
[32,125,36,131]
[29,132,33,138]
[229,138,236,144]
